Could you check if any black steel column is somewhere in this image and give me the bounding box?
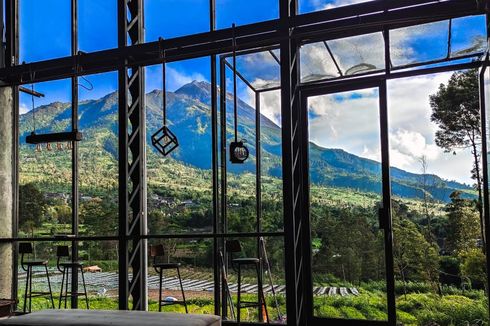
[479,64,490,321]
[210,0,221,317]
[280,0,308,325]
[5,0,19,308]
[219,56,228,319]
[118,0,147,310]
[70,0,80,309]
[255,92,263,321]
[382,25,397,325]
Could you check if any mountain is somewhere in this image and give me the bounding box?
[19,80,474,202]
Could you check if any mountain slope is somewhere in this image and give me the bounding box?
[19,80,474,202]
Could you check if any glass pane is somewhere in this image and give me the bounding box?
[226,50,280,91]
[300,42,341,83]
[144,0,209,42]
[259,91,284,232]
[77,240,119,309]
[16,240,119,311]
[216,0,279,29]
[225,73,257,233]
[390,20,449,67]
[220,236,286,323]
[79,0,117,52]
[19,0,71,62]
[78,72,119,236]
[146,58,213,235]
[388,72,489,325]
[147,238,214,314]
[327,33,384,76]
[299,0,374,14]
[19,79,73,238]
[450,16,486,58]
[308,88,388,321]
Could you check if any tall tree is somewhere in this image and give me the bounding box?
[445,191,480,254]
[429,69,484,249]
[19,183,47,237]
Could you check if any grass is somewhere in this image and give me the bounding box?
[16,282,490,325]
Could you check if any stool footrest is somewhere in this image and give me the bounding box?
[239,302,265,309]
[60,292,88,297]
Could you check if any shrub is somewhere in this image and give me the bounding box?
[339,306,366,320]
[396,310,418,326]
[317,305,342,318]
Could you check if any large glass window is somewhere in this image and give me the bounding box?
[78,72,119,236]
[19,79,73,238]
[19,0,71,62]
[79,0,117,52]
[144,0,210,41]
[388,72,489,325]
[300,33,385,83]
[216,0,278,29]
[307,88,388,321]
[146,57,213,235]
[298,0,375,14]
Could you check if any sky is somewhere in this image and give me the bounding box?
[17,0,487,184]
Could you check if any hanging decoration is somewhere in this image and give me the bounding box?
[24,73,83,149]
[151,38,179,156]
[229,23,249,164]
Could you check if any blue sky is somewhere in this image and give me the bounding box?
[17,1,487,183]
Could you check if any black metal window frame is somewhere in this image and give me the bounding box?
[0,0,489,325]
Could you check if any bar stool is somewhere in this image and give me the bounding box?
[150,244,188,313]
[57,245,89,309]
[226,240,269,324]
[19,242,55,313]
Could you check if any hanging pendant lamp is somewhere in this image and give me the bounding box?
[151,38,179,156]
[229,23,249,164]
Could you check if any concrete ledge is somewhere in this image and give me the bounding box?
[0,309,221,326]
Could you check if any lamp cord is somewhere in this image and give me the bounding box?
[232,23,238,142]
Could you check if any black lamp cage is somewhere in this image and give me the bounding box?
[151,39,179,157]
[229,23,249,164]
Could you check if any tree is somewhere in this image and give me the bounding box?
[418,155,436,243]
[19,183,47,237]
[392,201,440,296]
[429,69,484,249]
[445,191,480,254]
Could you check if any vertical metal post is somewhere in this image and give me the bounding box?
[379,80,396,325]
[479,64,490,321]
[280,0,307,325]
[6,0,19,308]
[118,0,147,311]
[255,91,263,321]
[71,0,79,309]
[210,0,221,317]
[219,56,228,319]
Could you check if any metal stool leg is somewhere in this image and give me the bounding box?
[23,266,29,313]
[59,267,66,309]
[176,266,188,313]
[64,268,69,309]
[256,263,269,324]
[44,265,55,309]
[80,266,89,309]
[158,269,163,312]
[237,265,241,325]
[28,266,33,313]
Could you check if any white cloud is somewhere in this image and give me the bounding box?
[258,90,281,126]
[166,66,206,91]
[305,72,476,184]
[145,65,207,93]
[19,102,30,115]
[311,0,370,10]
